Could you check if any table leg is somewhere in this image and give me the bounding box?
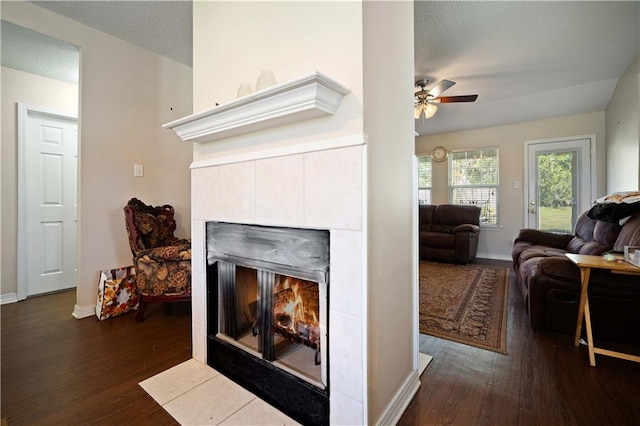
[583,296,596,366]
[574,267,591,346]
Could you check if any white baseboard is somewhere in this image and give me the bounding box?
[0,293,18,305]
[72,304,96,319]
[375,370,420,426]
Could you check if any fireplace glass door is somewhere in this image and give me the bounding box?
[216,262,327,389]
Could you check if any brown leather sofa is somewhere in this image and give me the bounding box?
[419,204,481,264]
[512,211,640,341]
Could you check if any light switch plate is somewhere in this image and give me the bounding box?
[134,164,144,177]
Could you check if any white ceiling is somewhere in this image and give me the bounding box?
[30,0,193,66]
[414,1,639,135]
[3,1,639,136]
[1,20,80,84]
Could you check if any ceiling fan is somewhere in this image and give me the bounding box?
[414,79,478,119]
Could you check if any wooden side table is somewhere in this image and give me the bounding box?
[566,253,640,366]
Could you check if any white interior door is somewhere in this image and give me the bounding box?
[19,105,78,297]
[525,137,593,232]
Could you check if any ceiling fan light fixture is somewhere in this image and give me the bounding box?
[424,102,438,118]
[415,100,438,119]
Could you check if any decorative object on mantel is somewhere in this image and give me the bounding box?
[236,84,253,98]
[255,70,277,91]
[163,71,351,143]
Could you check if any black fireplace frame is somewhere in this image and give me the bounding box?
[206,222,330,426]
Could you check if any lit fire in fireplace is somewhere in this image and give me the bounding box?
[274,277,320,348]
[207,222,329,421]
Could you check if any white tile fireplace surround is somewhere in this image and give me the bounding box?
[167,73,369,425]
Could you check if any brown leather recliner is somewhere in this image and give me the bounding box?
[512,211,640,340]
[419,204,481,264]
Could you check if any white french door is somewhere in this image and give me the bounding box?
[18,104,78,298]
[525,136,594,232]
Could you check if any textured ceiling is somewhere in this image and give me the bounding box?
[1,20,80,84]
[414,1,639,135]
[3,1,639,136]
[29,1,192,66]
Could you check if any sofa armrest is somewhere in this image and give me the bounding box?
[536,256,580,281]
[453,224,480,233]
[514,228,573,249]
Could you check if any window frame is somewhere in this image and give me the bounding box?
[447,147,500,226]
[417,155,432,205]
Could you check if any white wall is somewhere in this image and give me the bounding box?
[606,53,640,192]
[1,2,193,312]
[1,67,79,298]
[191,1,364,161]
[416,111,606,259]
[363,1,416,423]
[192,2,415,424]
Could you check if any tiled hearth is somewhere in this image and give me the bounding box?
[140,359,299,425]
[140,355,433,425]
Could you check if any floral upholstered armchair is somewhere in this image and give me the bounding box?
[124,198,191,322]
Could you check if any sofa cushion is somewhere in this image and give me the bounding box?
[430,204,480,234]
[418,204,436,232]
[512,241,535,265]
[567,211,621,254]
[433,204,481,226]
[134,212,158,249]
[519,246,568,264]
[613,212,640,252]
[570,212,596,245]
[132,209,180,250]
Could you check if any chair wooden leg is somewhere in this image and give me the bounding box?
[135,299,148,322]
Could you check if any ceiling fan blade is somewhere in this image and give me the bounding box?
[428,79,455,98]
[437,94,478,103]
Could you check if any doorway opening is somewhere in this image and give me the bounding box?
[18,105,78,298]
[6,22,81,301]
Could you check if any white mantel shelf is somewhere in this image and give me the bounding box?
[163,72,351,143]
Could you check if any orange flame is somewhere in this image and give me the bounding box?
[275,277,319,340]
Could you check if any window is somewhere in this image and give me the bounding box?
[449,148,499,225]
[417,155,432,204]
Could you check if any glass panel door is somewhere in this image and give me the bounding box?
[526,138,592,232]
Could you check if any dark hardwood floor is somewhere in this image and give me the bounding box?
[400,259,640,426]
[1,291,190,425]
[2,260,639,425]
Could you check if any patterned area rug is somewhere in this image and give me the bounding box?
[419,261,509,354]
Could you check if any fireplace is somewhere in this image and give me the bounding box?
[206,222,330,425]
[167,74,372,424]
